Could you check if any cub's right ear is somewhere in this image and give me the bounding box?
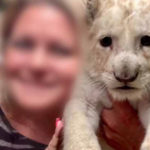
[86,0,99,25]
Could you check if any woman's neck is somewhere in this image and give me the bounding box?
[1,104,62,145]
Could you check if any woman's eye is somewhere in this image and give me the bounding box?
[100,37,112,47]
[50,44,72,56]
[141,35,150,47]
[11,39,34,50]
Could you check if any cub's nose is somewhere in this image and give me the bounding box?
[114,72,139,83]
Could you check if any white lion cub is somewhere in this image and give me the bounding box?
[63,0,150,150]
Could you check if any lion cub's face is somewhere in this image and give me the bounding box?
[86,0,150,101]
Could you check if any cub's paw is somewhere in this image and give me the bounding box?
[141,141,150,150]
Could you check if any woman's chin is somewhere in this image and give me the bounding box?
[14,96,61,112]
[6,80,69,112]
[9,89,64,112]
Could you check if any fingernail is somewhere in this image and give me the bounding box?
[56,118,61,127]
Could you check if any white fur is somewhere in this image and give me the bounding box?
[63,0,150,150]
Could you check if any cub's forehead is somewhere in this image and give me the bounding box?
[92,0,150,35]
[99,0,150,10]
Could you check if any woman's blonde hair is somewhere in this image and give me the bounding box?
[2,0,76,48]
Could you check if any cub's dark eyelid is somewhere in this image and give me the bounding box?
[100,36,112,47]
[141,35,150,47]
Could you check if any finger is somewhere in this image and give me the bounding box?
[112,100,135,112]
[47,119,63,150]
[48,135,58,150]
[55,119,63,137]
[101,100,138,126]
[101,124,130,150]
[101,108,118,128]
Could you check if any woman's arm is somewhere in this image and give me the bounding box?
[100,101,145,150]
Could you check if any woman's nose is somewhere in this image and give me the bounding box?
[30,49,47,71]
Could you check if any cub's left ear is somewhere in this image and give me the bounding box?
[86,0,99,25]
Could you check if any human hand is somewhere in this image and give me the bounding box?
[100,101,145,150]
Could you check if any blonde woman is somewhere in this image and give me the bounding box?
[0,0,79,149]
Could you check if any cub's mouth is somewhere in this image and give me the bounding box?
[115,85,137,90]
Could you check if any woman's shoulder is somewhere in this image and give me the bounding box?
[0,108,13,133]
[0,108,47,150]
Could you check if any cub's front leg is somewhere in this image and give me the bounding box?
[141,129,150,150]
[63,99,101,150]
[140,123,150,150]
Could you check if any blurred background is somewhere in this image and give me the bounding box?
[0,0,11,10]
[0,0,11,18]
[0,0,11,49]
[0,0,5,50]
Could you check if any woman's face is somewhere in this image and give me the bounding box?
[3,4,80,112]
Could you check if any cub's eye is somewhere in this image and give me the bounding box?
[141,35,150,47]
[100,37,112,47]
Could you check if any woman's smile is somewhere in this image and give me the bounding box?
[17,73,60,88]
